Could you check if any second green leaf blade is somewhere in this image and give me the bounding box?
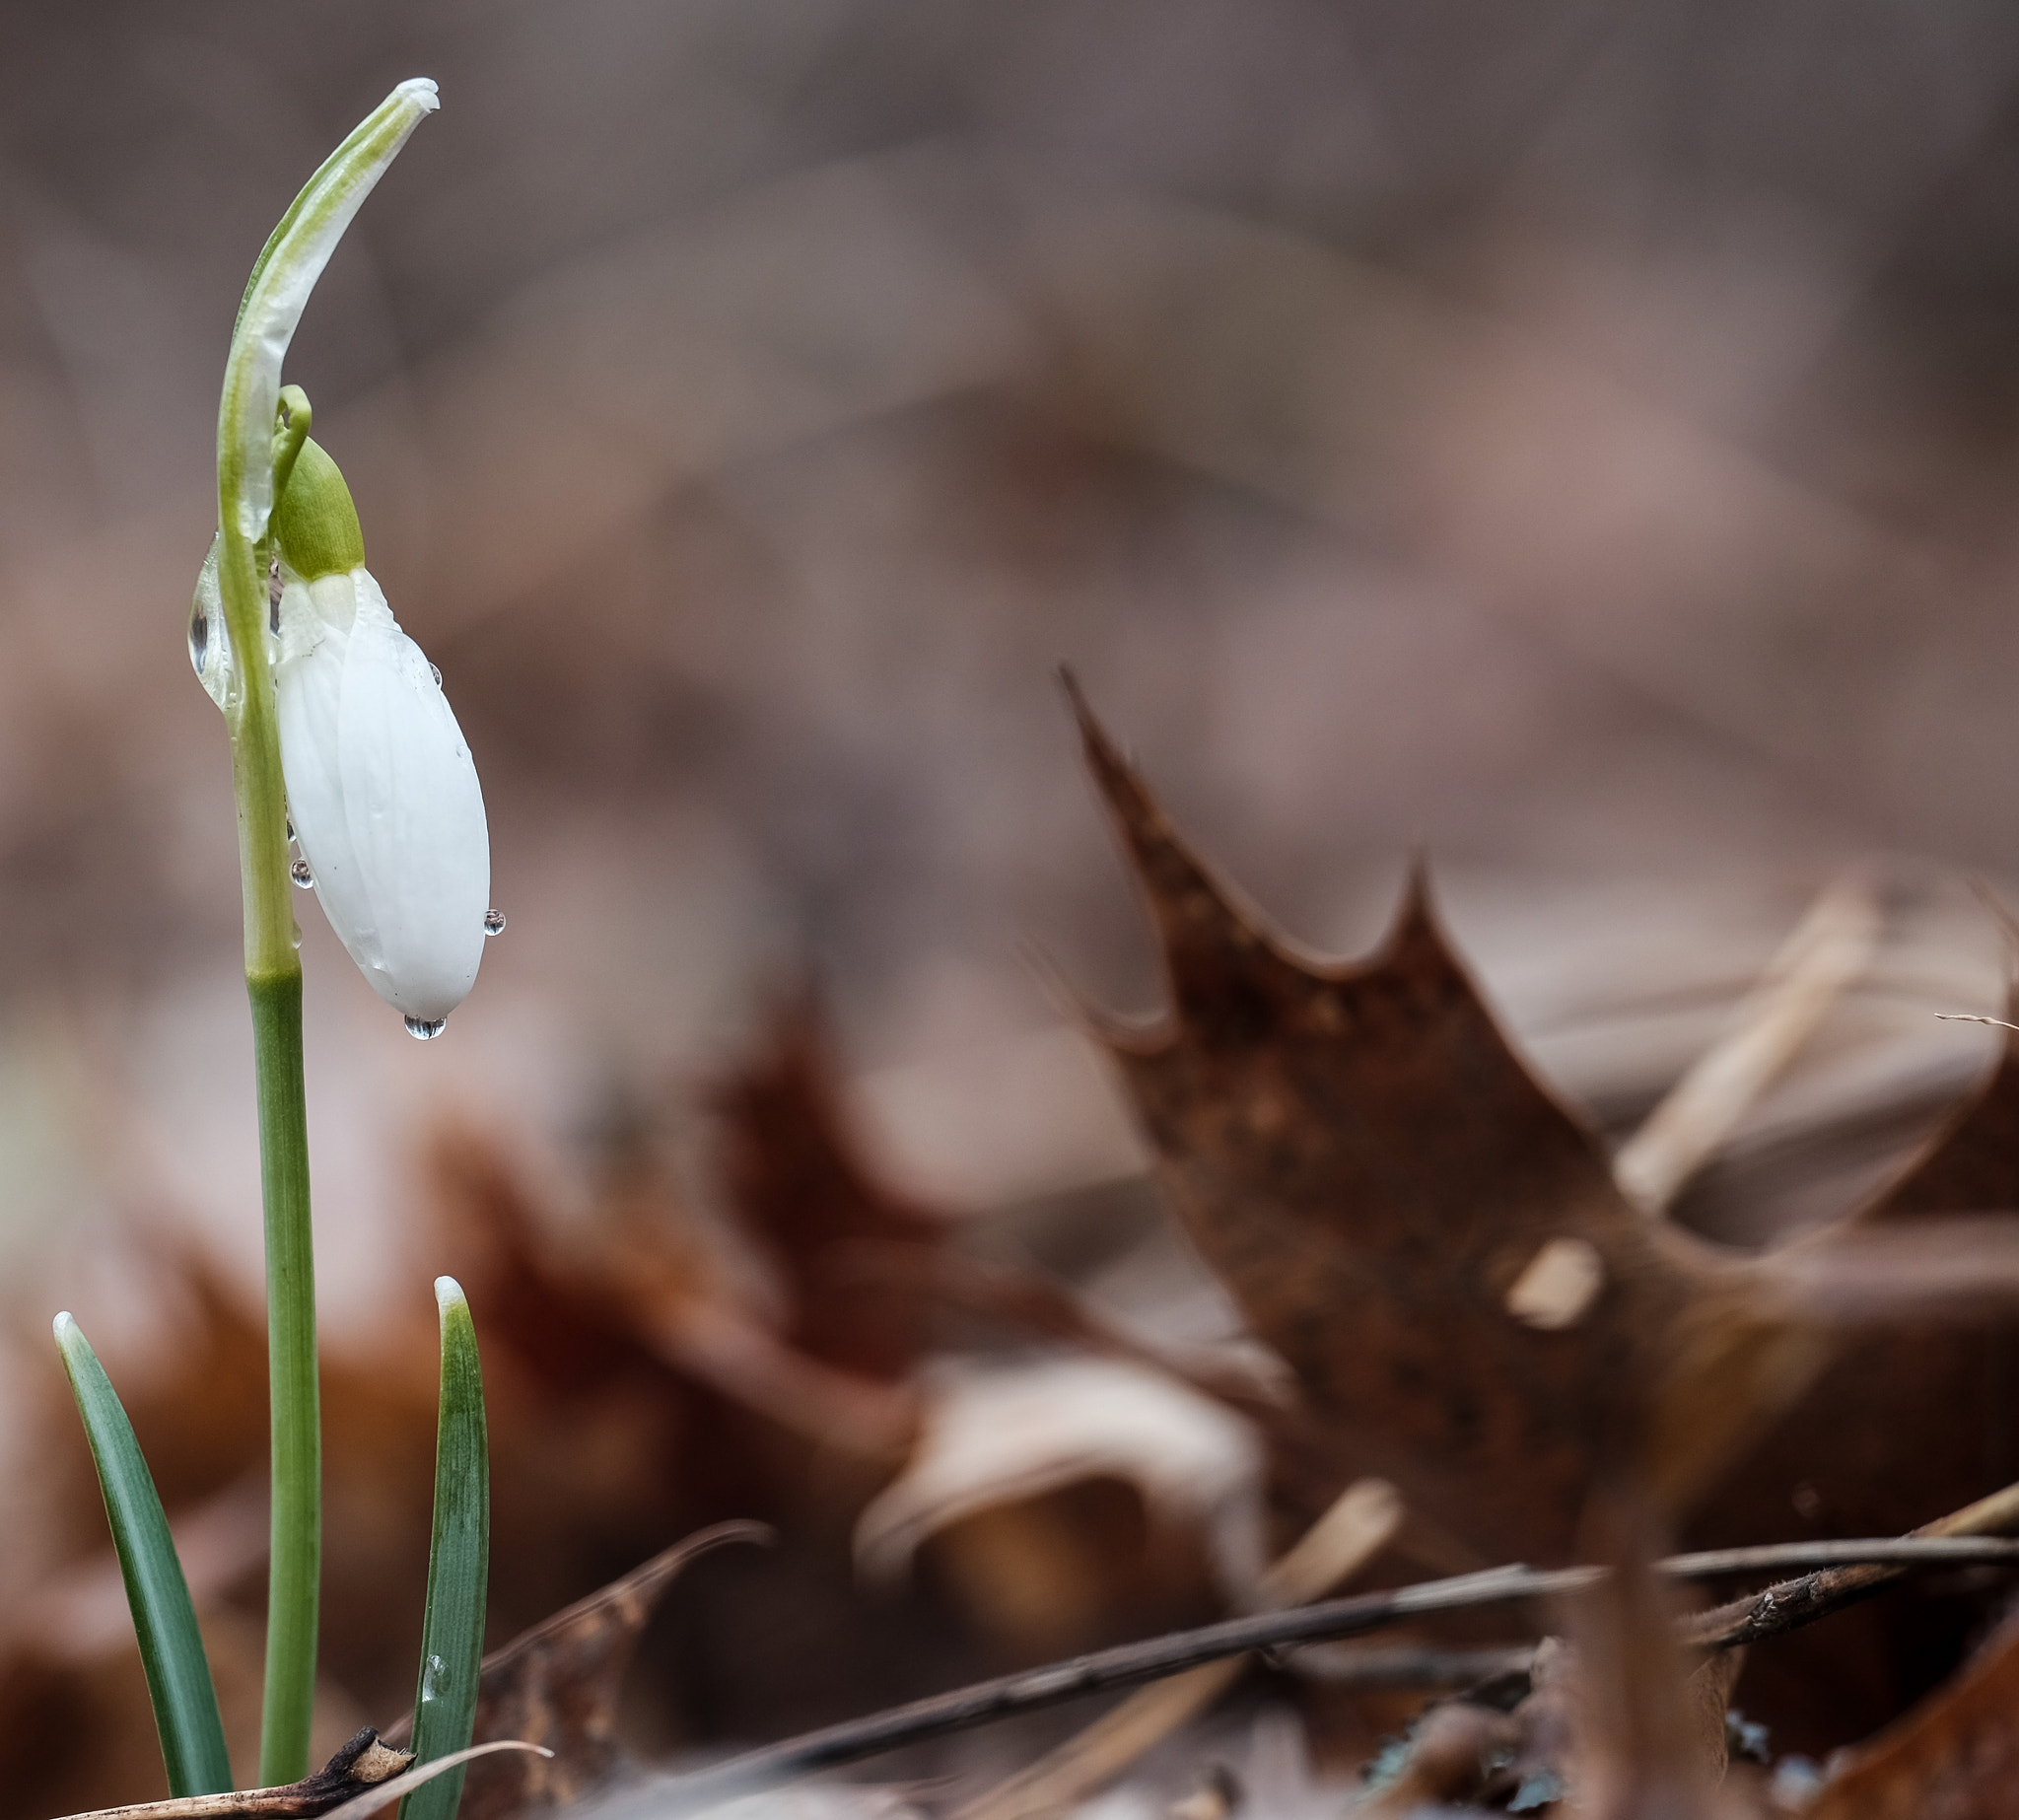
[54,1312,234,1798]
[401,1277,490,1820]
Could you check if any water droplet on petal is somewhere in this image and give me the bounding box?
[285,816,295,841]
[188,602,208,674]
[404,1015,448,1040]
[430,663,443,686]
[483,908,506,935]
[290,858,313,887]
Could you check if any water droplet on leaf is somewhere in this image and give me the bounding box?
[483,908,506,935]
[290,859,313,887]
[421,1653,447,1701]
[188,603,208,674]
[404,1015,448,1040]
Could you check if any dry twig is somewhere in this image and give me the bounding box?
[664,1519,2019,1805]
[951,1479,1401,1820]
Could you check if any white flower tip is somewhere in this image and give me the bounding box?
[395,78,442,113]
[435,1276,466,1309]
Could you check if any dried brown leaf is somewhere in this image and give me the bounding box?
[1706,1015,2019,1525]
[711,997,946,1383]
[1064,680,1804,1551]
[1687,1020,2019,1748]
[383,1524,771,1820]
[1803,1602,2019,1819]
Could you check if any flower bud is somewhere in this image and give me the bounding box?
[271,438,490,1029]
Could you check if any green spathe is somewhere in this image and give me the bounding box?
[274,434,367,581]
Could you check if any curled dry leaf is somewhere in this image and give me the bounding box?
[854,1356,1267,1596]
[314,1744,556,1820]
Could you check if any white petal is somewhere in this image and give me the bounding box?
[275,568,489,1022]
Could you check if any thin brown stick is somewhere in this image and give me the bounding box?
[51,1729,413,1820]
[662,1532,2019,1804]
[666,1564,1562,1803]
[952,1480,1402,1820]
[1284,1644,1535,1689]
[48,1743,555,1820]
[1685,1478,2019,1649]
[1667,1537,2019,1577]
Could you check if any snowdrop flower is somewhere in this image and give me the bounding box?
[269,428,491,1034]
[191,75,488,1040]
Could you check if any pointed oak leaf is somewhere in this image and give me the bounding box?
[1063,679,1807,1561]
[711,997,945,1382]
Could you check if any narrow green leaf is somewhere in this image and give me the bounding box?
[53,1312,234,1797]
[400,1279,490,1820]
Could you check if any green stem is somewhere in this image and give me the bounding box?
[251,969,317,1785]
[219,398,317,1787]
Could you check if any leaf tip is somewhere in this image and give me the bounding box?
[1058,665,1131,799]
[434,1275,466,1309]
[1372,851,1451,967]
[51,1310,74,1344]
[1058,666,1179,873]
[396,77,442,113]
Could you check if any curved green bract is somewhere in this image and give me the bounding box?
[54,1314,233,1797]
[401,1280,491,1820]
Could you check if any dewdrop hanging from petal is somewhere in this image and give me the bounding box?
[267,396,492,1034]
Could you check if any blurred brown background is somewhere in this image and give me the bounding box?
[10,0,2019,1798]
